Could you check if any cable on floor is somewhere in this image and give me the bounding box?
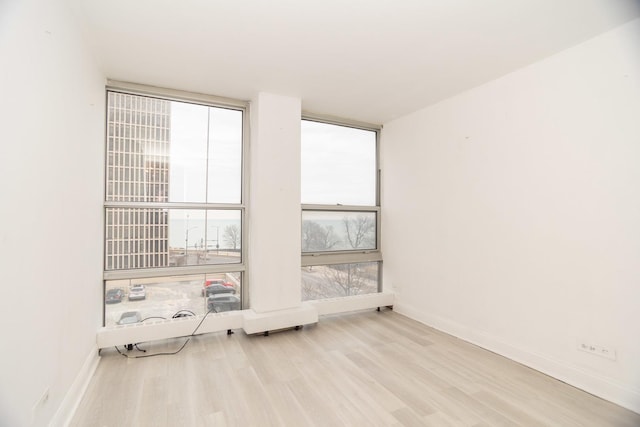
[114,307,220,359]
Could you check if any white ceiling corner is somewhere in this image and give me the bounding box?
[68,0,640,124]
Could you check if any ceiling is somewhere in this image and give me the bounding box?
[68,0,640,124]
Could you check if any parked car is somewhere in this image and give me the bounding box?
[207,294,241,313]
[105,288,124,304]
[204,283,237,297]
[128,284,146,301]
[206,278,232,286]
[117,311,141,325]
[202,278,234,296]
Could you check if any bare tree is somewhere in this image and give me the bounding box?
[300,216,376,301]
[302,221,339,251]
[223,225,241,250]
[343,215,375,249]
[323,264,368,296]
[301,275,332,301]
[301,263,378,300]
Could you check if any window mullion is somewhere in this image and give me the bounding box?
[301,204,379,212]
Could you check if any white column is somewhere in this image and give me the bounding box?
[247,92,302,313]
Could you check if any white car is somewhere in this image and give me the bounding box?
[128,284,146,301]
[117,311,141,325]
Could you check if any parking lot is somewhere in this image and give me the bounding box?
[104,274,240,326]
[104,265,377,326]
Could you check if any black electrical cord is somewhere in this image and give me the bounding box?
[140,316,167,322]
[172,310,196,318]
[115,307,220,359]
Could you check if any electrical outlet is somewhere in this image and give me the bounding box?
[577,342,616,361]
[597,345,617,361]
[578,342,597,353]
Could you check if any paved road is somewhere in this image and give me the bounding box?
[105,274,236,326]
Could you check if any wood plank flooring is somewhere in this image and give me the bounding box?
[70,310,640,426]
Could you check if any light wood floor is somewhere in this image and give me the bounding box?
[71,310,639,426]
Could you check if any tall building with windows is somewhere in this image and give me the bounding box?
[105,92,171,269]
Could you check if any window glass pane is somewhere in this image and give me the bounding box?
[105,208,241,270]
[207,108,243,203]
[105,272,242,327]
[302,211,376,252]
[301,262,379,301]
[170,101,208,202]
[301,120,376,206]
[105,92,242,203]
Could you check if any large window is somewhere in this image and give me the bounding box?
[301,118,381,301]
[103,84,246,326]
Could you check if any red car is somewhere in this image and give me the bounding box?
[202,278,233,296]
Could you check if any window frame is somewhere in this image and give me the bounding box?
[102,81,249,323]
[300,114,382,289]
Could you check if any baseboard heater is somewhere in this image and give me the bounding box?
[243,303,319,335]
[97,311,244,348]
[308,292,395,316]
[96,292,395,348]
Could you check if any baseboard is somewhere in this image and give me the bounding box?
[49,346,100,427]
[395,302,640,415]
[308,292,394,316]
[97,311,245,348]
[243,304,318,334]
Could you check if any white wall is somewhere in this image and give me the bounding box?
[382,19,640,412]
[0,0,105,425]
[248,93,302,312]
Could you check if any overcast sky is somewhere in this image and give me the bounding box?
[301,119,377,206]
[166,102,377,247]
[169,101,242,206]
